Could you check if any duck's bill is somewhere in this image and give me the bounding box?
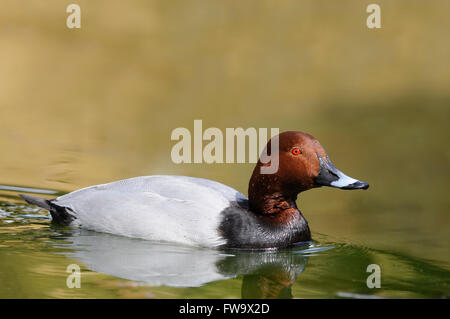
[314,154,369,190]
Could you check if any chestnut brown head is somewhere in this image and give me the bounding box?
[249,131,368,210]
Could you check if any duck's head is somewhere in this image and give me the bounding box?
[249,131,368,212]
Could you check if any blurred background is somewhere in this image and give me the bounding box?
[0,0,449,298]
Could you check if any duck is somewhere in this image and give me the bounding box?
[20,131,369,249]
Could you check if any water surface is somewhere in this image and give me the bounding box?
[0,188,448,298]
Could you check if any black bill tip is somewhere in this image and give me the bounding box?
[341,181,369,190]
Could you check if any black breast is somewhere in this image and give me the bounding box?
[218,199,311,249]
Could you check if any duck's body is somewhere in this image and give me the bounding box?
[49,175,241,247]
[21,175,310,248]
[21,131,368,249]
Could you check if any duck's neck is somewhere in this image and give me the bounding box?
[249,190,299,216]
[248,183,311,242]
[247,176,311,244]
[248,166,301,216]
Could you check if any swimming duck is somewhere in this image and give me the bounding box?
[20,131,368,249]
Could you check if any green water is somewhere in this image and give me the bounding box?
[0,189,448,299]
[1,98,449,298]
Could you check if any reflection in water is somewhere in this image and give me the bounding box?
[216,248,309,298]
[59,229,311,298]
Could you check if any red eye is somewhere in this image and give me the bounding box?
[291,147,302,156]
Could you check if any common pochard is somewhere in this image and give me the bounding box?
[21,131,368,249]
